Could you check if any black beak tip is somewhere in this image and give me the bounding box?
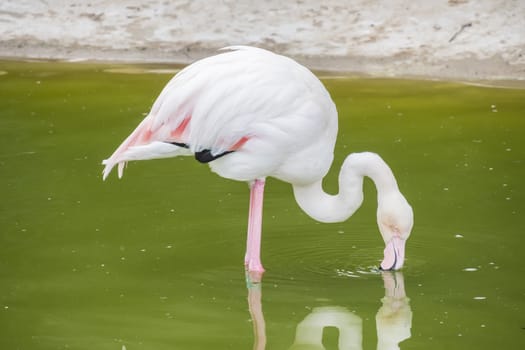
[379,245,398,271]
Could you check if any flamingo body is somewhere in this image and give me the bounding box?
[103,46,413,276]
[103,46,336,185]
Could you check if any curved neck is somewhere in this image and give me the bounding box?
[292,152,399,223]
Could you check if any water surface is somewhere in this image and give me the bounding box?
[0,61,524,349]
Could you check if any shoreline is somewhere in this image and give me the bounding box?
[2,45,524,89]
[1,1,524,85]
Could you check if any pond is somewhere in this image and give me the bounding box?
[0,61,524,349]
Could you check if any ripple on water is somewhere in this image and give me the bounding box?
[266,226,385,279]
[266,222,437,279]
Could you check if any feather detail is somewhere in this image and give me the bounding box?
[102,113,191,180]
[102,46,337,181]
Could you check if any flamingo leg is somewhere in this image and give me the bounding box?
[245,178,266,277]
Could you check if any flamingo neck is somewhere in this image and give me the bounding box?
[292,152,399,223]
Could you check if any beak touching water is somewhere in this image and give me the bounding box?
[380,236,406,271]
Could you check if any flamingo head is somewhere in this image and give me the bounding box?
[376,191,414,270]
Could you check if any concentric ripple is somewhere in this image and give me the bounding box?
[265,224,385,279]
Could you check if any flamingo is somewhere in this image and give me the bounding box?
[102,46,413,276]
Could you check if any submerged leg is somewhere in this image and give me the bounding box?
[245,178,266,277]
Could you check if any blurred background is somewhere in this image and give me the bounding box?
[1,0,524,80]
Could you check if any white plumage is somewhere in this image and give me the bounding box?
[103,46,336,183]
[102,46,413,277]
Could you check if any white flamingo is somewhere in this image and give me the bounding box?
[102,46,413,276]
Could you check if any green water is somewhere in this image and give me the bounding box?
[1,61,524,349]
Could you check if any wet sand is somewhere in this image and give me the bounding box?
[1,0,524,82]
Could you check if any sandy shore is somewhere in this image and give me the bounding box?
[1,0,524,82]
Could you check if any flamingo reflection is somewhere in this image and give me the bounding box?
[246,272,412,350]
[376,272,412,350]
[247,275,266,350]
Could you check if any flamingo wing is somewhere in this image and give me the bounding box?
[102,46,336,181]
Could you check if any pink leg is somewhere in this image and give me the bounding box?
[245,178,266,277]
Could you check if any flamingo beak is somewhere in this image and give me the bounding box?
[380,236,405,271]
